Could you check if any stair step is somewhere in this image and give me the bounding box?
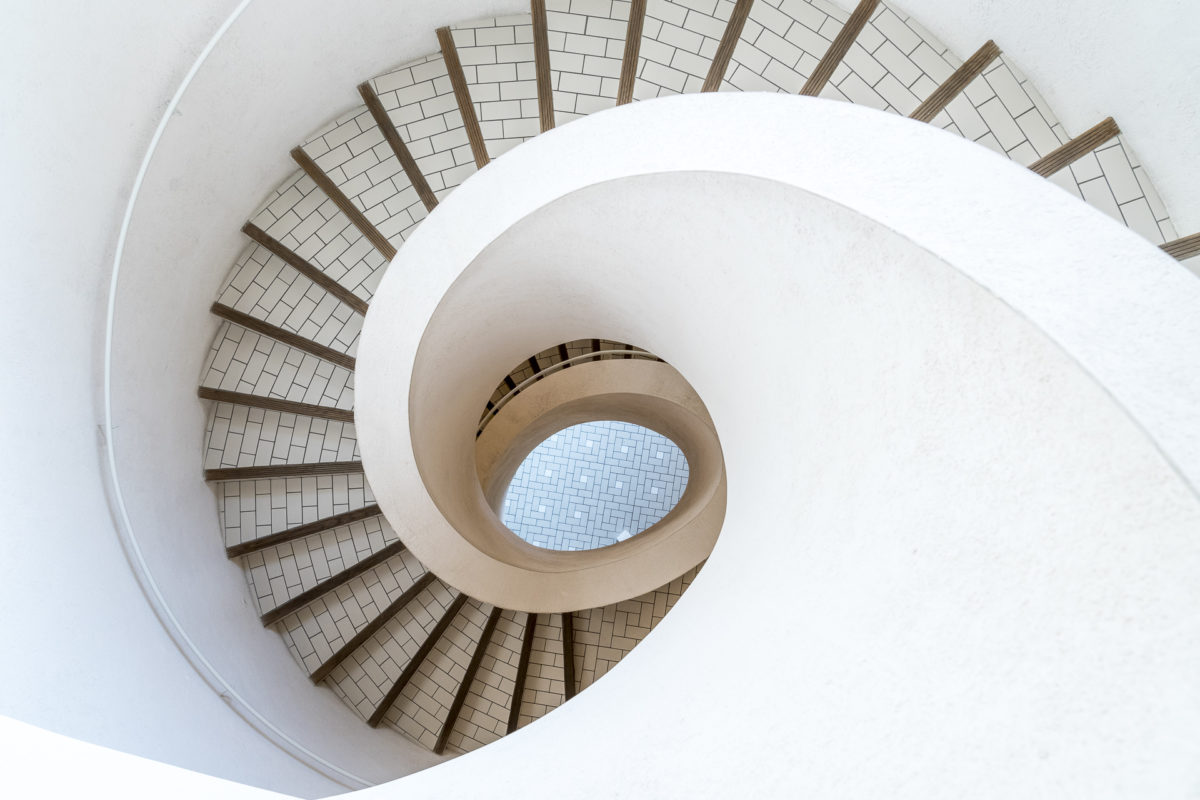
[1161,232,1200,261]
[261,539,407,626]
[241,222,369,315]
[210,302,356,371]
[531,0,555,132]
[616,0,647,105]
[437,27,491,169]
[434,605,505,754]
[369,592,470,727]
[290,146,397,260]
[357,81,439,214]
[561,610,577,700]
[800,0,881,97]
[310,571,438,683]
[225,503,380,559]
[506,611,539,733]
[702,0,755,93]
[1028,116,1120,177]
[910,40,1001,124]
[198,387,353,424]
[204,460,363,481]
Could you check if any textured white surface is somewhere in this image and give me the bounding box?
[355,95,1200,796]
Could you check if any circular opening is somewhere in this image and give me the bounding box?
[501,420,690,551]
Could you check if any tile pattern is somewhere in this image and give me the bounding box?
[215,240,363,351]
[634,0,736,98]
[247,513,402,618]
[203,401,359,469]
[503,420,690,550]
[318,578,460,721]
[216,472,373,552]
[444,609,526,753]
[575,563,701,690]
[516,613,567,728]
[199,322,355,409]
[241,170,390,308]
[545,0,633,123]
[451,15,542,159]
[370,54,481,199]
[382,598,492,749]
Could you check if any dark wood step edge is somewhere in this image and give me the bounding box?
[226,504,381,559]
[702,0,756,92]
[204,460,364,482]
[506,611,539,734]
[561,610,577,701]
[261,539,408,627]
[310,572,438,684]
[438,27,491,169]
[357,81,439,213]
[1027,117,1120,177]
[368,592,470,727]
[800,0,880,97]
[241,222,369,315]
[1162,232,1200,261]
[198,387,354,425]
[617,0,648,105]
[433,605,505,754]
[210,302,356,371]
[909,39,1001,123]
[531,0,556,132]
[290,146,398,260]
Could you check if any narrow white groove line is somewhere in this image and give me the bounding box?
[100,0,369,789]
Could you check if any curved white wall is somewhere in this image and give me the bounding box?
[355,95,1200,797]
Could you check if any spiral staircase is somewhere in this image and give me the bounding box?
[186,0,1200,768]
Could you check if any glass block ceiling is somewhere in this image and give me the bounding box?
[502,420,690,551]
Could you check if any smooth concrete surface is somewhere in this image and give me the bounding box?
[369,356,725,610]
[353,97,1200,796]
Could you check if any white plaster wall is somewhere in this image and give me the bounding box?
[898,0,1200,231]
[350,95,1200,796]
[0,3,342,797]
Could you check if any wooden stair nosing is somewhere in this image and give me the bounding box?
[368,592,470,727]
[310,572,438,684]
[617,0,648,105]
[198,386,354,425]
[290,146,397,260]
[204,460,364,482]
[909,39,1001,123]
[702,0,756,93]
[261,539,408,626]
[433,605,505,754]
[1027,116,1120,177]
[226,504,381,559]
[561,610,577,701]
[210,302,356,371]
[241,222,369,315]
[357,81,439,213]
[531,0,556,132]
[437,27,491,169]
[1161,232,1200,261]
[506,611,539,734]
[799,0,880,97]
